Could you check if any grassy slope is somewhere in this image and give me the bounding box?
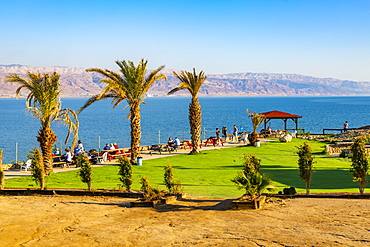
[6,139,362,198]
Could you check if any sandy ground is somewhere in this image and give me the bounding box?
[1,195,370,246]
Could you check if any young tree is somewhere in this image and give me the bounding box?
[117,157,133,192]
[231,154,275,205]
[296,141,315,195]
[78,154,92,191]
[242,154,261,174]
[29,148,45,190]
[0,150,4,190]
[246,110,266,146]
[168,69,207,154]
[81,59,166,165]
[7,72,79,175]
[140,176,163,201]
[164,164,183,194]
[350,137,369,195]
[232,172,275,201]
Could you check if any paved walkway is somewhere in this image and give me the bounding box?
[3,140,257,179]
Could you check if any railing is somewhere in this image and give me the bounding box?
[322,128,356,135]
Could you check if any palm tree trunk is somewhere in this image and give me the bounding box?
[130,102,141,164]
[189,97,202,154]
[37,127,57,175]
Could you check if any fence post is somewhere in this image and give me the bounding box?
[15,142,18,165]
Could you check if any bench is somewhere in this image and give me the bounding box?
[203,138,225,147]
[52,156,69,168]
[150,144,173,154]
[140,145,153,156]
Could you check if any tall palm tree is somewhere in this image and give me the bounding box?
[81,59,166,164]
[168,68,206,154]
[6,71,79,175]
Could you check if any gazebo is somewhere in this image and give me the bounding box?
[260,110,302,131]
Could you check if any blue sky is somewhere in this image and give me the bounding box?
[1,0,370,81]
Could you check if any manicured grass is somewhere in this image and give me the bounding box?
[5,139,365,198]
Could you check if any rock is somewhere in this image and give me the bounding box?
[279,134,292,143]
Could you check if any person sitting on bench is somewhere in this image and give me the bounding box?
[172,137,181,149]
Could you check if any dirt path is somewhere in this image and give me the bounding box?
[1,195,370,246]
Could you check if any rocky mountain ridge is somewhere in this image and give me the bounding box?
[1,64,370,97]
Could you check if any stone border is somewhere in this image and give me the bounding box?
[0,188,144,198]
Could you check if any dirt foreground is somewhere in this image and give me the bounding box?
[1,195,370,246]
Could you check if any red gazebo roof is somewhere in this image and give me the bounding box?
[260,110,302,119]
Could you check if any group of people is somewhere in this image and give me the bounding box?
[53,140,86,165]
[211,125,239,142]
[167,137,181,149]
[103,143,119,150]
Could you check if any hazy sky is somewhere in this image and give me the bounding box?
[1,0,370,81]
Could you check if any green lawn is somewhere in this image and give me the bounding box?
[5,138,365,198]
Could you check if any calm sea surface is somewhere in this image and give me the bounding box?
[1,96,370,163]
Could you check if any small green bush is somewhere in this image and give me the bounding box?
[296,142,315,195]
[140,176,163,201]
[164,164,183,194]
[77,154,92,191]
[29,149,45,190]
[0,150,4,190]
[118,157,133,192]
[283,187,297,195]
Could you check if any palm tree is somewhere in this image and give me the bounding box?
[6,71,79,175]
[168,68,206,154]
[81,59,166,164]
[246,109,266,146]
[231,172,275,205]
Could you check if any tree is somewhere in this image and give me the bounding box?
[0,150,4,190]
[140,176,163,201]
[232,172,275,201]
[246,110,266,146]
[350,137,369,195]
[77,154,93,191]
[81,59,166,164]
[242,153,261,174]
[296,141,315,195]
[118,156,133,192]
[164,164,183,194]
[7,72,79,175]
[29,148,45,189]
[232,154,275,201]
[168,68,207,154]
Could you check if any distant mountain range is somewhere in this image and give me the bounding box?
[1,64,370,97]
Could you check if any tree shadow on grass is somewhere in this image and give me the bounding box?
[263,166,360,190]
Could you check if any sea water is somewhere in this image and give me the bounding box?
[1,96,370,163]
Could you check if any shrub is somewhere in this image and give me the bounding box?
[77,154,92,191]
[350,137,369,195]
[140,176,163,201]
[296,142,315,195]
[232,154,275,200]
[242,154,261,174]
[231,172,275,200]
[0,150,4,190]
[117,157,133,192]
[29,149,45,190]
[283,187,297,195]
[163,164,183,194]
